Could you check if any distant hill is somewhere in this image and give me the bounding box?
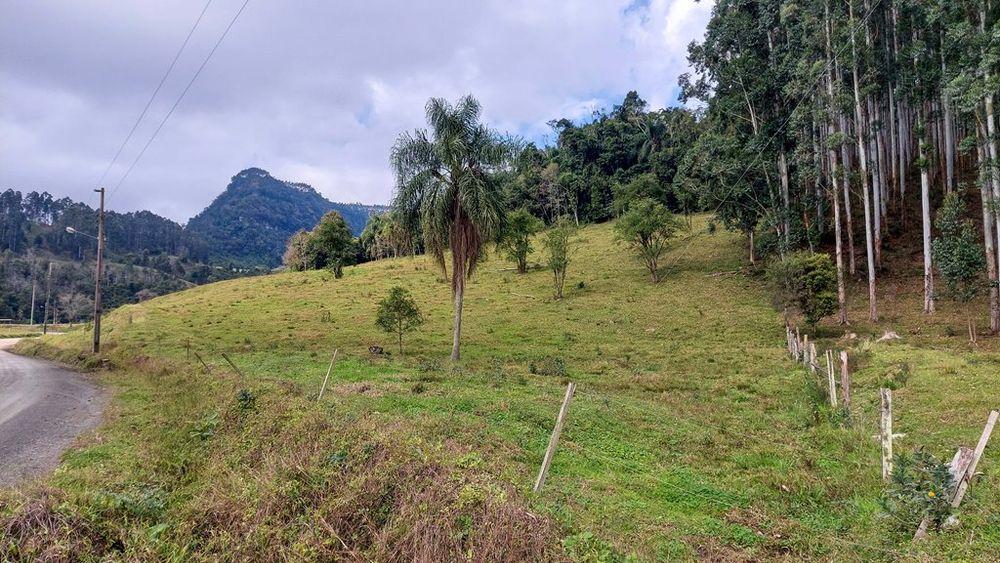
[186,168,387,267]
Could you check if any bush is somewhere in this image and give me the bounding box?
[375,286,424,355]
[613,198,681,283]
[543,217,576,299]
[882,449,954,535]
[766,252,836,325]
[497,208,543,274]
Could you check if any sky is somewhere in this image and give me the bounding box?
[0,0,714,222]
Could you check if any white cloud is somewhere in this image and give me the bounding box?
[0,0,714,220]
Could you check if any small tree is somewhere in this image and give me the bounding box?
[613,198,680,282]
[932,192,986,342]
[766,252,837,326]
[375,286,424,355]
[307,211,357,277]
[542,217,576,299]
[283,230,310,271]
[497,208,543,274]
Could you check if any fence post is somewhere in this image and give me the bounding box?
[317,349,339,401]
[826,350,837,407]
[809,342,818,373]
[534,382,576,493]
[950,410,999,508]
[880,388,893,481]
[839,350,851,413]
[802,334,809,366]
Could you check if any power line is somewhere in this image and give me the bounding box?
[94,0,214,190]
[108,0,252,202]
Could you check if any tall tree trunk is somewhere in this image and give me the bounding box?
[840,114,857,274]
[826,1,847,324]
[778,151,791,248]
[983,8,1000,300]
[851,1,878,321]
[918,107,935,314]
[976,129,1000,332]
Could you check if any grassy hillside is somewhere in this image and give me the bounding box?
[3,217,998,560]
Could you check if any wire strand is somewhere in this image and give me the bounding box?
[94,0,214,191]
[108,0,251,202]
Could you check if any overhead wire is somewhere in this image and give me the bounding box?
[94,0,214,191]
[108,0,252,202]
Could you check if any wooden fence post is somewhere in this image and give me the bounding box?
[839,350,851,412]
[534,382,576,493]
[221,352,246,385]
[950,410,999,508]
[880,388,893,481]
[802,334,809,366]
[826,350,837,407]
[317,349,339,401]
[809,342,818,373]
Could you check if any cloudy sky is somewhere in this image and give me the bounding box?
[1,0,713,222]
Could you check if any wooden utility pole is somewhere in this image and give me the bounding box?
[29,275,36,326]
[93,187,105,354]
[42,262,53,335]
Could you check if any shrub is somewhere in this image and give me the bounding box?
[542,217,577,299]
[497,208,543,274]
[882,449,954,535]
[613,198,681,283]
[375,286,424,355]
[766,251,836,325]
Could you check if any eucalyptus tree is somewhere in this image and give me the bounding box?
[391,95,519,361]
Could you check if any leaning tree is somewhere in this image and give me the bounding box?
[391,95,519,361]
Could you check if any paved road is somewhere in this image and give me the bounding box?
[0,338,104,486]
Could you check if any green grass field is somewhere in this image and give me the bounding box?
[3,217,998,561]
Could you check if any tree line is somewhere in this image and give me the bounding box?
[679,0,1000,332]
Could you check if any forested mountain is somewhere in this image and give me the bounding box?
[187,168,386,267]
[1,168,387,321]
[1,189,253,323]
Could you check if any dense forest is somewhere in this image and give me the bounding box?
[0,188,258,322]
[672,0,1000,333]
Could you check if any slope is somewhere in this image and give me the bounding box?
[4,217,998,560]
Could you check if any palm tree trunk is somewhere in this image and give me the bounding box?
[451,276,463,362]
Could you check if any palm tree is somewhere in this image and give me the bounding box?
[391,95,519,361]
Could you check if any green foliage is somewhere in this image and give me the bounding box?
[375,286,424,355]
[766,252,837,325]
[613,198,681,282]
[391,95,520,360]
[542,217,577,299]
[528,356,566,377]
[932,192,986,305]
[187,168,383,267]
[882,449,955,536]
[283,211,358,276]
[612,173,667,214]
[497,208,543,273]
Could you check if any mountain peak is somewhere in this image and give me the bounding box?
[187,168,387,266]
[231,167,318,195]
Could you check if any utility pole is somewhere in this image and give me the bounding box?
[29,272,37,326]
[42,262,53,335]
[93,187,105,354]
